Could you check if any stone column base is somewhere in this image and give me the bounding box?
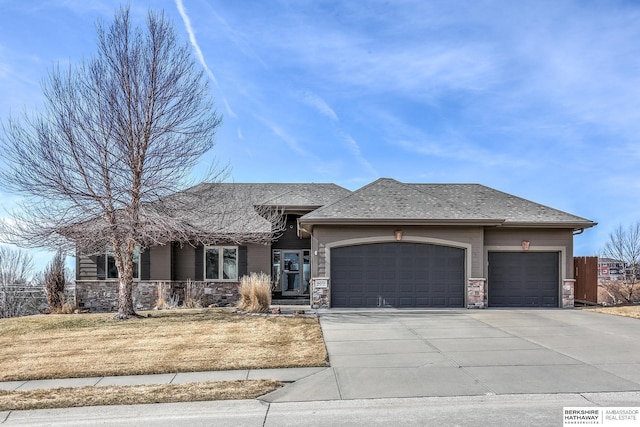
[467,278,487,309]
[562,279,576,308]
[311,278,330,308]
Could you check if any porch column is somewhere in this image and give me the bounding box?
[467,278,487,309]
[562,279,576,309]
[310,278,330,308]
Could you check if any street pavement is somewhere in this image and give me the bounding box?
[3,392,640,426]
[2,308,640,425]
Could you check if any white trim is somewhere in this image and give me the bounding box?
[323,236,472,307]
[484,245,566,308]
[204,245,239,281]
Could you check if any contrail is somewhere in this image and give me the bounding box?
[175,0,218,85]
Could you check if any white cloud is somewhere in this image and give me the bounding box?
[175,0,218,85]
[298,90,339,121]
[340,132,377,176]
[257,117,307,156]
[223,98,237,119]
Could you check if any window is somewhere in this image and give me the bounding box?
[99,247,140,279]
[205,246,238,280]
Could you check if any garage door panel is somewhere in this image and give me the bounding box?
[365,271,379,281]
[431,297,447,306]
[331,242,465,308]
[449,297,464,306]
[382,283,396,292]
[398,283,414,292]
[399,297,414,307]
[399,271,413,280]
[488,252,559,308]
[381,271,396,280]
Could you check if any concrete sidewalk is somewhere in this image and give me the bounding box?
[0,367,327,392]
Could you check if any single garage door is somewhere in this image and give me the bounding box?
[488,252,559,307]
[331,242,465,308]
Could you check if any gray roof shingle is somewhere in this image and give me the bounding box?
[183,182,351,207]
[300,178,595,228]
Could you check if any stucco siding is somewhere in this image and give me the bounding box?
[172,244,196,281]
[312,225,484,278]
[246,243,271,276]
[483,228,574,279]
[149,245,172,280]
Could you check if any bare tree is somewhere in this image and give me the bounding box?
[0,7,234,319]
[0,246,40,318]
[43,249,67,313]
[601,223,640,303]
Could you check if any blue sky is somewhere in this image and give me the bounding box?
[1,0,639,270]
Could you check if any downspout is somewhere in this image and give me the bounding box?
[573,228,584,236]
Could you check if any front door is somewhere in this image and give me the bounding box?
[282,251,301,295]
[274,249,310,296]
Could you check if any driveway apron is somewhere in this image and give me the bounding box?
[260,309,640,402]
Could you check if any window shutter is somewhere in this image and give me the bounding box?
[238,246,248,279]
[96,254,106,280]
[141,249,151,280]
[194,245,204,281]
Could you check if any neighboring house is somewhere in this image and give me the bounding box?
[75,178,596,311]
[598,258,626,280]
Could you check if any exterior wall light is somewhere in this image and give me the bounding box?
[395,230,403,241]
[522,240,530,250]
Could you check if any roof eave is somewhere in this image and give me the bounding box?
[498,221,598,230]
[259,204,323,212]
[298,218,505,227]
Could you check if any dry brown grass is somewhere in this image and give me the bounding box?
[587,305,640,319]
[237,273,272,313]
[0,308,328,382]
[0,380,281,411]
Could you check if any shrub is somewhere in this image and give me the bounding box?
[43,250,67,313]
[237,273,271,313]
[155,282,178,310]
[183,280,204,308]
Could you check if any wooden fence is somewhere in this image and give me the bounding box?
[574,256,598,304]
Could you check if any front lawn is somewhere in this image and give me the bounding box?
[0,308,328,381]
[586,305,640,319]
[0,380,282,411]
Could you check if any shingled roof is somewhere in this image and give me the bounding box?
[181,182,351,208]
[300,178,595,229]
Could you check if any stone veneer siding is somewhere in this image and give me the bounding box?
[562,279,576,309]
[76,281,241,312]
[311,281,330,309]
[466,278,487,309]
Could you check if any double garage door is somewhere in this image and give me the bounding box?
[331,243,465,308]
[330,243,560,308]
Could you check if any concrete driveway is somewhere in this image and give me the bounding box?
[262,309,640,402]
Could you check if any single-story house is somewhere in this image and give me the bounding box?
[75,178,596,311]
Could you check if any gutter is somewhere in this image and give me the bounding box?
[298,218,597,230]
[496,221,598,230]
[298,218,505,227]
